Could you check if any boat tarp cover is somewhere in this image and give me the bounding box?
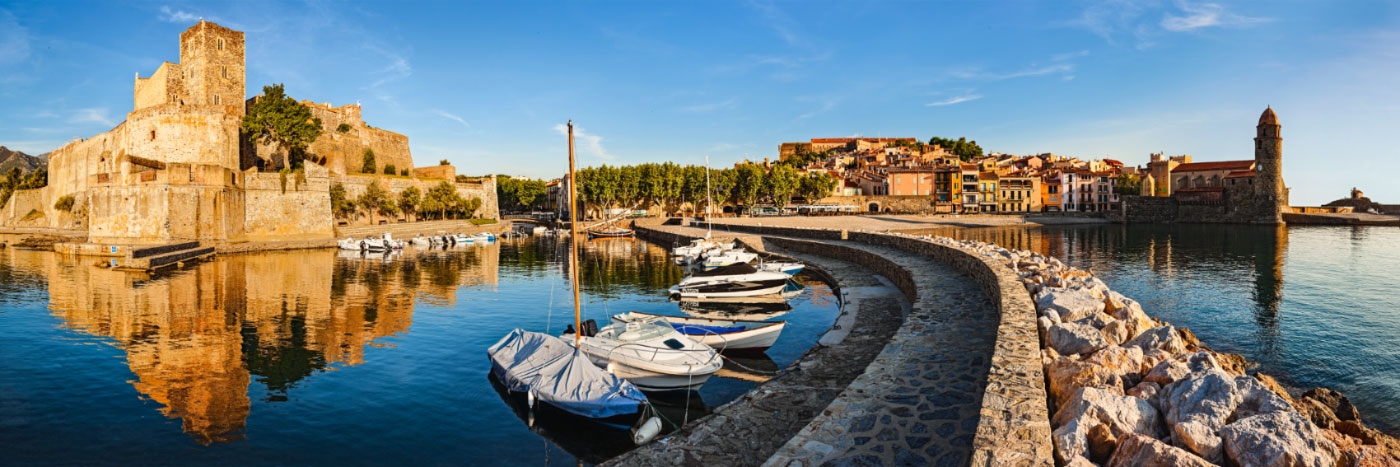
[692,263,758,277]
[671,323,747,335]
[488,329,647,419]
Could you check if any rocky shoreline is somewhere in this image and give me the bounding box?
[909,233,1400,466]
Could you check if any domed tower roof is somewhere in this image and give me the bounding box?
[1259,106,1279,126]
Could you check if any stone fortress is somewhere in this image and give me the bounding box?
[0,21,497,245]
[1122,107,1289,224]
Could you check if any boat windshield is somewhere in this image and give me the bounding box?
[608,320,674,342]
[693,263,758,277]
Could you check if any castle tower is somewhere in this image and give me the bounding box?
[1253,107,1287,223]
[179,21,245,115]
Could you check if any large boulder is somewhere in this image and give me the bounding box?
[1221,411,1340,467]
[1161,370,1242,463]
[1107,434,1215,467]
[1102,319,1132,346]
[1232,375,1294,420]
[1127,325,1189,355]
[1053,386,1163,437]
[1048,321,1110,356]
[1302,388,1361,423]
[1046,345,1145,407]
[1144,352,1221,387]
[1038,288,1107,324]
[1107,301,1156,342]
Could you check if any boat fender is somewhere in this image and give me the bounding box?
[631,416,663,445]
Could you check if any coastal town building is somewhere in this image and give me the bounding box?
[0,21,497,246]
[1121,108,1289,224]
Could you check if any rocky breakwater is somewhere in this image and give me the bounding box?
[909,234,1400,467]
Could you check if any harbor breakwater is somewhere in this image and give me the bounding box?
[631,220,1400,466]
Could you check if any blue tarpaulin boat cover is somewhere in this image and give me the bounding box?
[671,323,745,335]
[488,329,647,419]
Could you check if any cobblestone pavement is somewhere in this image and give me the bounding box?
[617,226,1001,467]
[767,239,998,467]
[608,228,907,467]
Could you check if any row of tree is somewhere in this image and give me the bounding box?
[0,167,47,208]
[496,176,549,212]
[330,180,483,223]
[573,162,837,215]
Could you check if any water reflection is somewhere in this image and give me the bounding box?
[35,245,500,445]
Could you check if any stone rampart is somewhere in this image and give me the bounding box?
[241,165,333,240]
[667,221,1055,464]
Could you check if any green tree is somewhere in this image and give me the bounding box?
[400,168,410,176]
[440,159,450,166]
[398,186,421,220]
[241,84,323,169]
[680,165,708,214]
[423,181,459,219]
[927,136,984,161]
[336,123,352,133]
[361,149,377,174]
[732,164,765,214]
[798,171,839,202]
[329,183,357,219]
[357,180,390,224]
[765,164,802,208]
[54,195,75,212]
[1115,173,1143,196]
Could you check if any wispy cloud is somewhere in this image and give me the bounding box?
[69,108,115,127]
[926,94,983,107]
[0,9,31,65]
[1161,2,1272,32]
[552,124,614,161]
[950,63,1075,81]
[1052,50,1091,61]
[745,0,803,47]
[795,96,837,120]
[680,98,738,113]
[362,45,413,106]
[432,109,470,129]
[158,6,203,24]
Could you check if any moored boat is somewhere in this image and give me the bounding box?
[669,263,790,300]
[610,311,786,352]
[564,317,723,392]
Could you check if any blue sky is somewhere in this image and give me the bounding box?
[1,1,1397,204]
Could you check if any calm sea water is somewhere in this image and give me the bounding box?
[901,223,1400,434]
[0,236,838,465]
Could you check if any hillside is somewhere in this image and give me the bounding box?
[0,147,46,174]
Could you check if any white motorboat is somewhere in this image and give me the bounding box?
[701,250,758,270]
[472,232,497,243]
[757,261,805,276]
[337,237,363,250]
[453,233,473,244]
[410,236,432,247]
[379,233,405,250]
[564,317,722,392]
[669,263,790,300]
[610,312,786,352]
[361,237,388,251]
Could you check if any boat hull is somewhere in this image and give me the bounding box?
[611,312,785,351]
[669,277,789,300]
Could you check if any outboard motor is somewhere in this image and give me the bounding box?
[582,319,599,337]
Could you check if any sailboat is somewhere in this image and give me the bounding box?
[558,121,722,392]
[487,121,666,445]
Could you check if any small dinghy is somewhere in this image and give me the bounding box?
[610,312,785,352]
[337,237,363,250]
[757,261,804,276]
[587,227,634,239]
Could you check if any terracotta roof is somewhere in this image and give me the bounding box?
[1102,159,1124,166]
[1173,160,1254,172]
[1225,170,1256,178]
[1259,107,1279,126]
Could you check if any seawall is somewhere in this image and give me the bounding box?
[618,222,1054,465]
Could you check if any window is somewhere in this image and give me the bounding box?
[221,66,227,78]
[213,94,220,105]
[218,38,224,50]
[149,130,156,141]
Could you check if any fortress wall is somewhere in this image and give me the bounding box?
[241,165,333,240]
[122,105,242,170]
[87,184,246,244]
[134,62,183,111]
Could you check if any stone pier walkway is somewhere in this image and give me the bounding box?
[615,225,1001,466]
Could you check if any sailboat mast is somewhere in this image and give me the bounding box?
[567,121,583,343]
[705,155,712,237]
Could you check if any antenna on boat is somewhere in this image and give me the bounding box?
[568,120,583,344]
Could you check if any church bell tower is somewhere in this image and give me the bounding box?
[1253,107,1287,223]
